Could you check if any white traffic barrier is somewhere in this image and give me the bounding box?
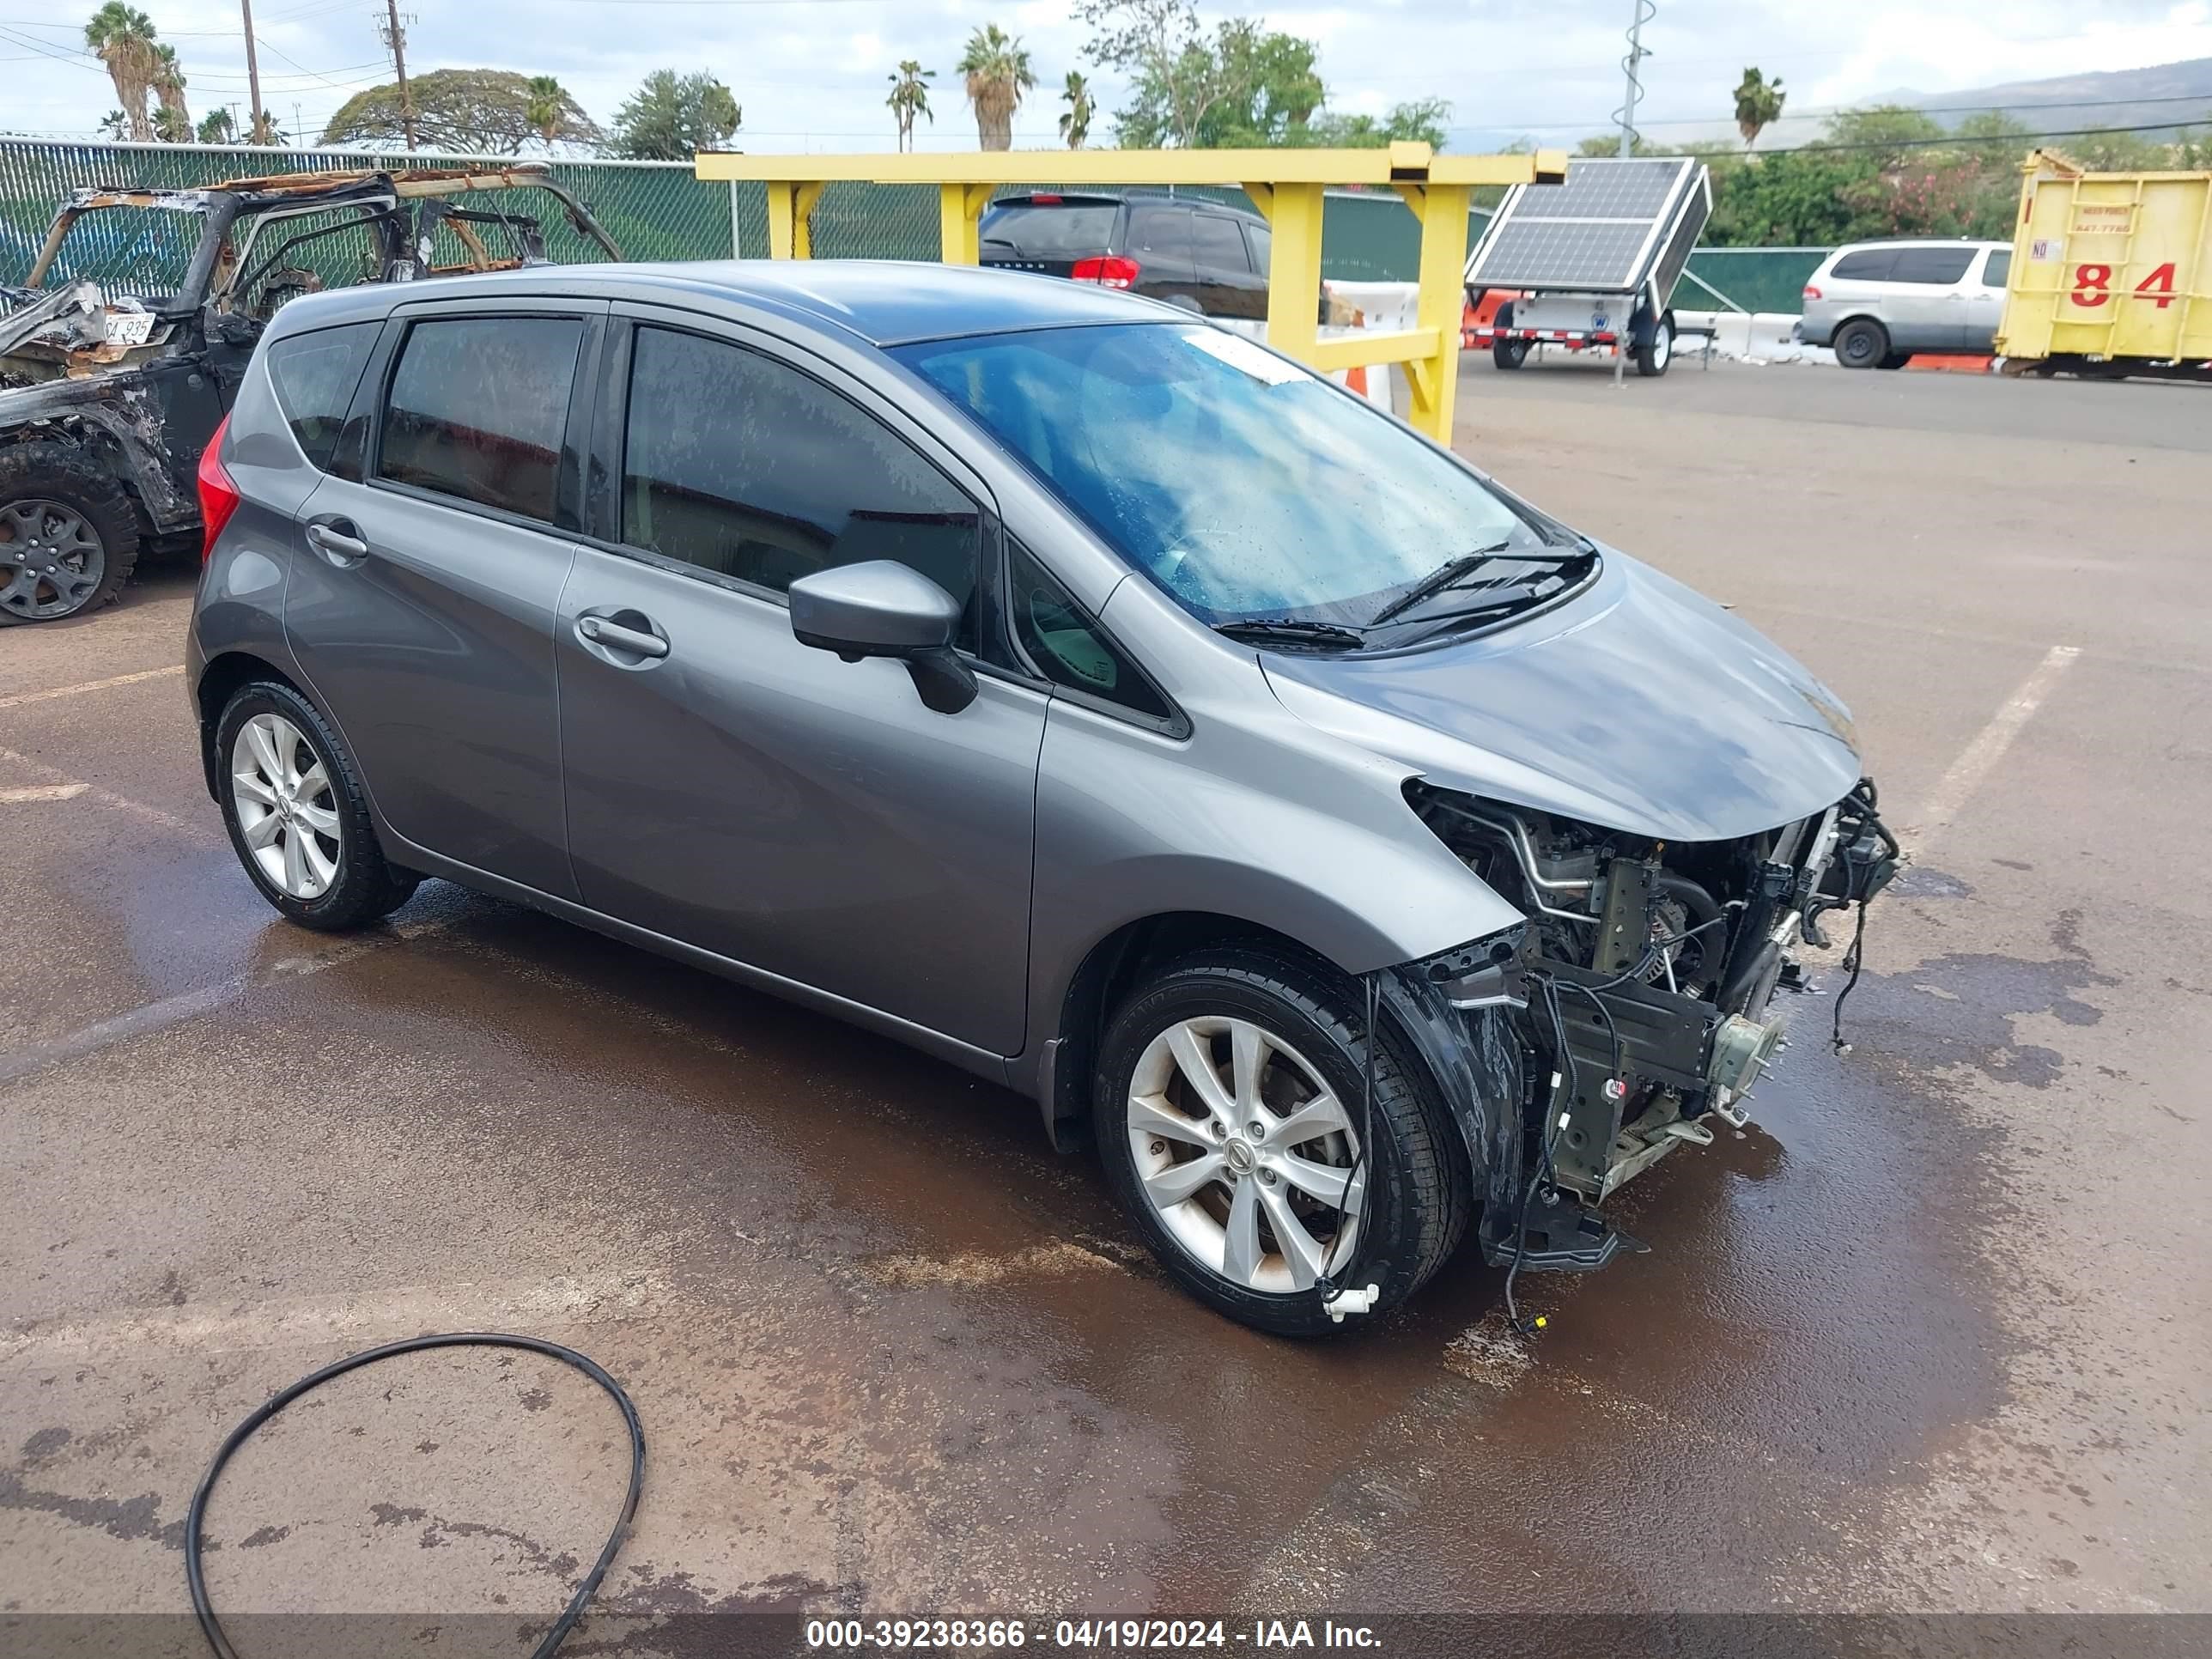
[1673,308,1835,367]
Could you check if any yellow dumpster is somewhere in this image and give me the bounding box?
[1997,149,2212,380]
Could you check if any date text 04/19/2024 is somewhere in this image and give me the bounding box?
[804,1618,1383,1650]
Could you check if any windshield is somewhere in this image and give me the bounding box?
[22,204,209,303]
[893,322,1571,632]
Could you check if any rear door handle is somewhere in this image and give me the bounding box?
[577,613,670,659]
[305,519,368,562]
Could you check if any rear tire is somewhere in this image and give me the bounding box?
[1633,318,1673,377]
[0,441,142,624]
[1878,351,1911,370]
[1492,337,1530,370]
[216,680,419,931]
[1832,318,1889,370]
[1094,946,1469,1337]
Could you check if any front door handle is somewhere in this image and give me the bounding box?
[577,613,670,659]
[305,519,368,562]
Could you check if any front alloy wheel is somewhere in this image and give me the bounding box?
[0,498,106,623]
[1127,1015,1364,1294]
[231,712,343,900]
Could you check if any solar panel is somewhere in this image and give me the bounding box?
[1466,156,1707,295]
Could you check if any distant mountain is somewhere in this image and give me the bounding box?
[1896,57,2212,137]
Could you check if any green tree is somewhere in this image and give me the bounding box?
[1081,0,1243,148]
[886,60,934,152]
[1059,70,1094,149]
[324,68,601,154]
[85,3,159,143]
[957,24,1035,151]
[150,42,190,142]
[1299,98,1450,149]
[196,106,234,143]
[1732,66,1784,149]
[523,76,574,148]
[608,70,738,159]
[1822,105,1944,163]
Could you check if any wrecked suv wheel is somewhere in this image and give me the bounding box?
[0,441,142,624]
[1095,946,1470,1337]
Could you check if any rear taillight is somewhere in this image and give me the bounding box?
[1072,254,1141,289]
[1802,284,1822,301]
[196,413,240,562]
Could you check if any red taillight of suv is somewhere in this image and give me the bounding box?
[1072,254,1141,289]
[196,414,240,562]
[1802,284,1822,301]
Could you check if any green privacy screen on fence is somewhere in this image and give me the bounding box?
[0,138,1828,313]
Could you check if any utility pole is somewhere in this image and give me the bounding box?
[376,0,418,151]
[1617,0,1654,158]
[240,0,269,144]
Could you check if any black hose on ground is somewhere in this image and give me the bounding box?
[185,1332,645,1659]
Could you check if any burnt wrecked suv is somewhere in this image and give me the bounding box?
[188,261,1899,1335]
[0,163,619,624]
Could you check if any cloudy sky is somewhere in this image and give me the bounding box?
[2,0,2207,152]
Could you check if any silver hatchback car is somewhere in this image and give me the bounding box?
[188,261,1898,1335]
[1796,238,2013,368]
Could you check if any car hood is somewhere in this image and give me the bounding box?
[1261,549,1862,842]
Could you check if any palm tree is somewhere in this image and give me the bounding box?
[85,3,160,143]
[197,107,235,143]
[1058,70,1092,149]
[524,76,568,147]
[886,59,934,153]
[956,25,1034,152]
[1733,66,1785,149]
[150,42,191,143]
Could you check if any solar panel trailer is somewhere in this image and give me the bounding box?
[1464,155,1712,378]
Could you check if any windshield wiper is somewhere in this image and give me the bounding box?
[1213,617,1369,650]
[1368,541,1591,627]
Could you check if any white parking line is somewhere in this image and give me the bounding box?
[0,782,90,803]
[0,664,184,711]
[0,1271,673,1371]
[0,744,213,840]
[1911,643,2081,838]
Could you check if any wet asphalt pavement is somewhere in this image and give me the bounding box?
[1,361,2206,1647]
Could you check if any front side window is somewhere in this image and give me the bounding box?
[621,326,981,649]
[378,315,583,524]
[895,323,1559,633]
[265,322,377,471]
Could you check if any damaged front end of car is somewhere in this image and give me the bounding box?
[1381,777,1900,1274]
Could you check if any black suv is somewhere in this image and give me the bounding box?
[979,192,1271,321]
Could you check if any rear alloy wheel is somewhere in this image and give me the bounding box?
[0,441,141,624]
[216,681,419,930]
[1096,948,1469,1336]
[1832,318,1889,370]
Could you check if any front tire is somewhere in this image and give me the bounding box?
[1095,947,1470,1336]
[1832,317,1889,369]
[0,441,142,624]
[216,681,418,931]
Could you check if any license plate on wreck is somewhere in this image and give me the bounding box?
[103,310,155,347]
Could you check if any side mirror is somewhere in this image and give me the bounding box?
[787,560,977,714]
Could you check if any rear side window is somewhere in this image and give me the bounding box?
[378,316,584,524]
[1981,249,2012,288]
[1243,222,1272,273]
[621,325,981,649]
[1891,246,1976,284]
[1006,539,1173,723]
[264,322,376,471]
[1128,206,1195,266]
[1828,249,1897,282]
[1193,215,1251,273]
[981,203,1119,257]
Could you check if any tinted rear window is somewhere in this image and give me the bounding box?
[265,322,377,471]
[1192,214,1250,273]
[1829,250,1898,281]
[1892,246,1976,284]
[981,204,1118,258]
[378,316,584,525]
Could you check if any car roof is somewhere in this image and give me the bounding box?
[987,190,1262,222]
[1826,238,2008,255]
[264,258,1181,349]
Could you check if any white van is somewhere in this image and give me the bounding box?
[1795,240,2012,368]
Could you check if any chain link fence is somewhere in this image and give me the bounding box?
[0,138,1831,313]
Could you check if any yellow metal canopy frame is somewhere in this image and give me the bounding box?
[694,144,1568,441]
